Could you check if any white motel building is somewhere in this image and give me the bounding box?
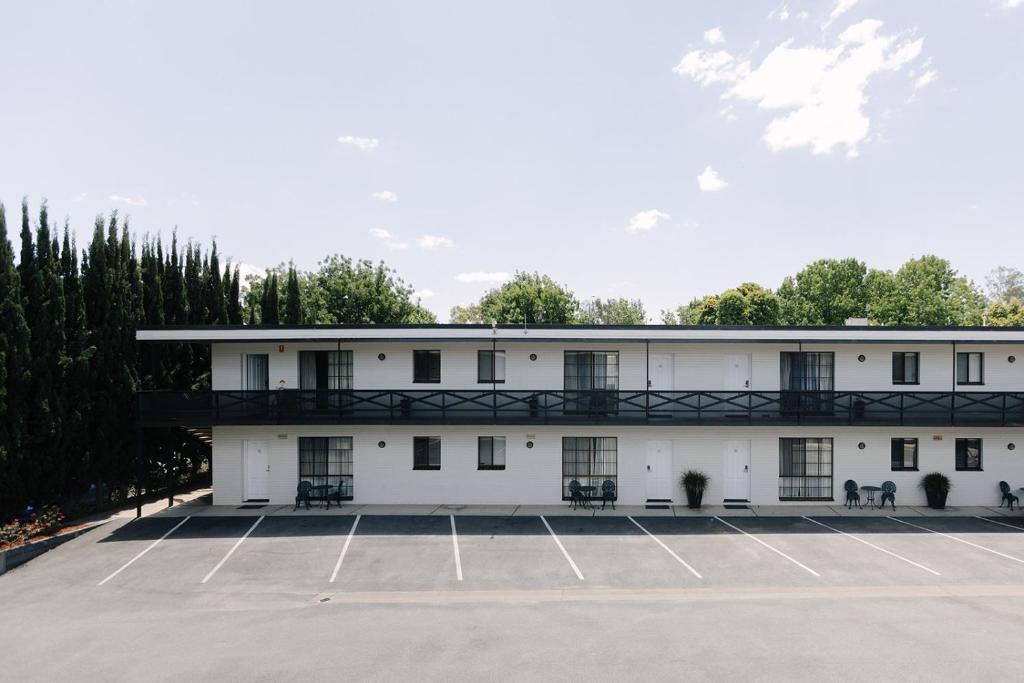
[136,324,1024,509]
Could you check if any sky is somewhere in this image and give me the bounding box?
[1,0,1022,321]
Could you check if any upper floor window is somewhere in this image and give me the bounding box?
[892,352,920,385]
[299,350,353,390]
[413,350,441,383]
[413,436,441,470]
[891,438,918,471]
[956,352,984,385]
[244,354,269,390]
[955,438,982,471]
[564,351,619,390]
[478,350,506,383]
[780,352,834,392]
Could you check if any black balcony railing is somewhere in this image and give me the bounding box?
[138,389,1024,428]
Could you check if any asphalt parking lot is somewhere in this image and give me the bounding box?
[5,513,1024,681]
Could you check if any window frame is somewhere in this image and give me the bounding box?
[413,436,442,470]
[956,352,984,386]
[891,352,920,386]
[778,437,834,501]
[955,438,983,471]
[477,436,507,470]
[890,438,919,471]
[561,436,617,501]
[412,350,441,384]
[477,350,506,384]
[563,350,620,391]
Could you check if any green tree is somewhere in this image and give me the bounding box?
[867,256,986,326]
[986,299,1024,326]
[205,241,227,324]
[449,303,483,323]
[777,258,869,325]
[476,272,578,324]
[577,298,647,324]
[227,265,242,324]
[985,266,1024,304]
[284,265,302,324]
[302,256,435,323]
[0,203,31,512]
[261,272,280,324]
[663,284,777,325]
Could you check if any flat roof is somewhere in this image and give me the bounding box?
[136,324,1024,344]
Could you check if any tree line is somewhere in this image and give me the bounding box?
[448,258,1024,326]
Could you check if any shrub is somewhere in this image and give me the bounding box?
[681,469,710,493]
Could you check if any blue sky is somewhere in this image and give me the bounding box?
[2,1,1022,321]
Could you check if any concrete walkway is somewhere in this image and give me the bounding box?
[153,497,1022,519]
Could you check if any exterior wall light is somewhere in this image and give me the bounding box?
[529,353,538,361]
[378,440,386,448]
[378,353,386,361]
[857,442,866,450]
[857,354,866,362]
[1010,356,1017,363]
[526,440,534,448]
[1009,443,1016,451]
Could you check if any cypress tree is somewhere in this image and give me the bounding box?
[206,241,227,324]
[262,273,280,325]
[227,265,241,324]
[284,265,302,324]
[0,204,32,515]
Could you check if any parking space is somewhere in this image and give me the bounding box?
[58,513,1024,596]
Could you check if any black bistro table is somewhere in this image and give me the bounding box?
[860,485,882,509]
[579,485,597,509]
[311,484,336,509]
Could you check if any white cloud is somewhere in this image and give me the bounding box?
[234,262,267,287]
[625,209,671,234]
[703,27,725,45]
[768,4,790,21]
[109,194,147,207]
[1001,0,1022,8]
[697,166,728,192]
[674,19,924,157]
[720,105,737,121]
[417,235,454,249]
[371,191,398,202]
[823,0,858,29]
[368,227,408,250]
[337,135,379,150]
[414,289,435,299]
[914,70,937,89]
[73,192,88,201]
[455,271,510,283]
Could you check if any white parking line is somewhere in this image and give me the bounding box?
[450,515,464,581]
[540,515,584,581]
[201,516,264,584]
[98,516,191,586]
[627,516,702,579]
[802,516,941,576]
[975,516,1024,532]
[329,515,361,583]
[714,516,820,577]
[889,517,1024,565]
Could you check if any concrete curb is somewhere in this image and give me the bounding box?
[0,523,104,576]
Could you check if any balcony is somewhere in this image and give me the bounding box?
[139,389,1024,428]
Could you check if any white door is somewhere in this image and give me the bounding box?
[724,354,751,390]
[243,440,270,501]
[723,440,750,501]
[648,354,674,390]
[645,440,673,500]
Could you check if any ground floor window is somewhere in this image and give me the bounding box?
[298,437,353,499]
[478,436,506,470]
[891,438,918,471]
[955,438,982,471]
[414,436,441,470]
[779,437,833,501]
[562,437,617,500]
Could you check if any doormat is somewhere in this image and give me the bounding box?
[238,504,266,510]
[645,504,670,510]
[723,504,749,510]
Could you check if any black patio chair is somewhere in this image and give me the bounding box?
[999,481,1019,511]
[843,480,862,509]
[600,479,616,510]
[294,480,312,511]
[568,479,585,510]
[879,480,896,511]
[330,483,346,509]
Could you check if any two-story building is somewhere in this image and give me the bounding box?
[137,324,1024,508]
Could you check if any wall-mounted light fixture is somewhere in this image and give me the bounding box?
[526,440,534,449]
[857,354,866,363]
[377,353,386,361]
[1009,443,1016,451]
[858,442,866,450]
[1010,356,1017,364]
[529,353,537,361]
[378,440,386,448]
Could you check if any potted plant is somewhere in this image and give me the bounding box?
[920,472,952,509]
[681,470,710,509]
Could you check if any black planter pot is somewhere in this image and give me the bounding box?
[685,488,704,509]
[925,488,948,510]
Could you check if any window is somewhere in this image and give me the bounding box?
[891,438,918,471]
[299,350,353,389]
[298,437,353,499]
[956,352,984,385]
[477,436,506,470]
[561,437,617,500]
[413,350,441,383]
[778,438,833,500]
[955,438,982,471]
[564,351,619,414]
[244,354,269,390]
[892,352,919,385]
[780,352,834,391]
[413,436,441,470]
[478,350,506,383]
